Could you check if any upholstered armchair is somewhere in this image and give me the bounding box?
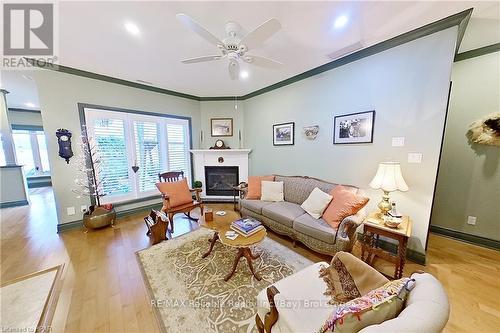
[256,252,449,333]
[156,175,204,233]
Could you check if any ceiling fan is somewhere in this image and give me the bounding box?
[176,14,283,80]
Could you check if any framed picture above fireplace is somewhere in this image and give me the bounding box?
[211,118,233,137]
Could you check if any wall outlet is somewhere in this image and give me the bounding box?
[408,152,423,163]
[67,206,76,216]
[467,216,477,225]
[80,205,87,213]
[392,137,405,147]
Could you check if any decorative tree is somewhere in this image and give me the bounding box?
[72,126,106,208]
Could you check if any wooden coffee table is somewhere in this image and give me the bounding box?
[199,212,267,282]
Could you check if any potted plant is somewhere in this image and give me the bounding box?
[193,180,202,189]
[73,127,116,230]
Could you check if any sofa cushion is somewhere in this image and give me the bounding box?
[301,187,333,219]
[293,213,337,244]
[246,175,275,199]
[256,262,333,333]
[323,185,369,229]
[275,176,336,205]
[240,199,272,215]
[262,202,305,228]
[261,181,284,202]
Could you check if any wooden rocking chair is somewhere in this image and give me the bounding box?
[158,171,204,233]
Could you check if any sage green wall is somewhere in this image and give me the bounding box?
[31,70,201,225]
[243,27,458,255]
[200,101,244,149]
[431,52,500,241]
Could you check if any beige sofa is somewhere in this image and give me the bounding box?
[240,175,366,255]
[255,258,450,333]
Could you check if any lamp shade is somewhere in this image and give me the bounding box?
[369,162,409,192]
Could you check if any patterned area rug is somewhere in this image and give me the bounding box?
[137,228,313,333]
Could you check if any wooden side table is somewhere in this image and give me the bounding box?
[360,211,412,279]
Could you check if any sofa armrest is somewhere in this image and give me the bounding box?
[337,209,366,251]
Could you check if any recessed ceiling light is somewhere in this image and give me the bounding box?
[239,70,249,79]
[25,102,36,108]
[124,21,140,36]
[334,15,349,29]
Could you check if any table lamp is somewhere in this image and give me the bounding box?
[369,162,409,215]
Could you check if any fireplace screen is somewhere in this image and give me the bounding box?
[205,166,239,196]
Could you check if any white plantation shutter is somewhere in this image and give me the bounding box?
[84,108,191,203]
[92,118,132,197]
[134,121,161,192]
[166,122,190,181]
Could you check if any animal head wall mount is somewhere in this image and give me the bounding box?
[467,112,500,146]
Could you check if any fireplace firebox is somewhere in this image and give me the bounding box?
[205,166,239,196]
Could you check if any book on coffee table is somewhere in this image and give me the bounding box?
[230,224,264,237]
[232,217,262,233]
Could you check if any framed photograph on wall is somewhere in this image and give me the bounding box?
[273,122,295,146]
[333,111,375,144]
[211,118,233,137]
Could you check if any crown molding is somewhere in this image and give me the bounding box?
[454,43,500,62]
[27,8,472,102]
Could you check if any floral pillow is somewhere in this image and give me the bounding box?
[318,278,415,333]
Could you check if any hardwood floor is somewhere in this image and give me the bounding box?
[1,187,499,333]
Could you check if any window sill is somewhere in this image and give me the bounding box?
[112,195,162,207]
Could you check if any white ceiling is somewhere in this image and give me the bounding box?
[1,1,499,109]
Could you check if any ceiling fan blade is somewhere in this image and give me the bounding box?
[176,14,224,47]
[243,55,283,68]
[181,55,222,64]
[228,60,240,80]
[240,18,281,50]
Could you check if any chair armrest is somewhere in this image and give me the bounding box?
[264,286,280,333]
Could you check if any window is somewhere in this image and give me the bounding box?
[12,129,50,177]
[93,118,132,199]
[84,107,191,204]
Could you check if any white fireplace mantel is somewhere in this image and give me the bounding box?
[190,149,251,200]
[190,149,252,154]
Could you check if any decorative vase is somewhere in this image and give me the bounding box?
[83,206,116,229]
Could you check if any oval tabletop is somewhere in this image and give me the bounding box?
[199,212,266,248]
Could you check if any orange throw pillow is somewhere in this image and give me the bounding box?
[246,175,275,199]
[323,185,369,229]
[156,178,193,208]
